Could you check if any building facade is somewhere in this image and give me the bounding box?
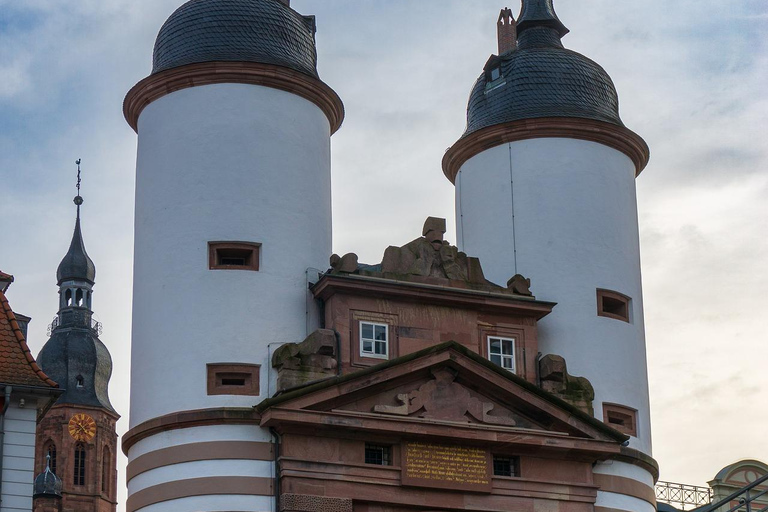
[0,273,60,512]
[33,198,119,512]
[122,1,657,512]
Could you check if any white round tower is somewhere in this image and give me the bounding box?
[123,0,343,510]
[444,2,655,511]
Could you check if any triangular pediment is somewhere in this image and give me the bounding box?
[258,342,626,444]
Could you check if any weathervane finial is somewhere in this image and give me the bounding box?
[74,159,84,218]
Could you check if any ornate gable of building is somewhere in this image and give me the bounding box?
[258,341,627,453]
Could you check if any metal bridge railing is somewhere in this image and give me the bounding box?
[656,481,714,510]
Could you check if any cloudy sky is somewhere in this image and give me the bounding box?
[1,0,766,509]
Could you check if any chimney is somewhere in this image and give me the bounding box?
[497,8,517,54]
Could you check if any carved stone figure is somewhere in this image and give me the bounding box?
[373,367,516,426]
[272,329,338,392]
[539,354,595,415]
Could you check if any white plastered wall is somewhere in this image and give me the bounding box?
[129,83,333,427]
[1,398,39,512]
[455,138,652,455]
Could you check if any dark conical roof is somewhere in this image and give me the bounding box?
[56,217,96,285]
[37,327,116,414]
[152,0,319,77]
[462,0,623,138]
[33,463,62,499]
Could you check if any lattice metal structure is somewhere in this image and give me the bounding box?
[656,481,713,510]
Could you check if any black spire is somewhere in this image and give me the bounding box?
[56,160,96,286]
[37,160,116,415]
[516,0,569,38]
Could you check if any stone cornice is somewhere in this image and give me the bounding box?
[442,118,650,184]
[123,61,345,134]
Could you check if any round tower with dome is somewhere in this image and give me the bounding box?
[123,0,343,510]
[444,1,654,510]
[34,184,119,512]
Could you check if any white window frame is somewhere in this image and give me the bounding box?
[487,336,515,373]
[360,321,389,359]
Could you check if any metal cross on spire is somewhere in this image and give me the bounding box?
[74,158,84,218]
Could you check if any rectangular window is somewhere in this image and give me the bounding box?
[603,403,638,437]
[209,242,260,271]
[207,364,260,396]
[488,336,515,372]
[493,455,519,477]
[74,445,86,486]
[597,289,631,323]
[360,322,388,359]
[364,444,391,466]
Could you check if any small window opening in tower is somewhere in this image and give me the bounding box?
[603,403,638,436]
[66,289,73,306]
[220,374,247,386]
[490,67,501,81]
[102,446,111,494]
[46,442,57,476]
[76,289,84,307]
[209,242,260,271]
[597,289,631,323]
[76,375,84,388]
[74,444,86,486]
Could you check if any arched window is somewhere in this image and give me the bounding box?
[74,443,86,486]
[44,441,57,476]
[76,375,84,388]
[101,446,111,494]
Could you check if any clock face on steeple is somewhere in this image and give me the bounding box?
[68,413,97,442]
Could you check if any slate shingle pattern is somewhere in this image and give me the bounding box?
[0,287,57,388]
[152,0,319,78]
[57,217,96,285]
[37,326,116,413]
[463,26,624,138]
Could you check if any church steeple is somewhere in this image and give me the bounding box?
[55,160,96,316]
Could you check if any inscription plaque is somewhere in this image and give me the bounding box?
[401,441,492,492]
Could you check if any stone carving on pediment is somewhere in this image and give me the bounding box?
[373,367,516,426]
[327,217,535,298]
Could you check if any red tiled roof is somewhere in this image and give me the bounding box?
[0,289,57,388]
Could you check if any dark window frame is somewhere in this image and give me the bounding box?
[364,443,392,466]
[45,441,57,476]
[74,443,86,486]
[492,455,520,477]
[603,402,638,437]
[208,242,261,271]
[207,363,260,396]
[597,289,631,323]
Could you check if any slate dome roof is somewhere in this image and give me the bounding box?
[37,328,116,414]
[463,1,624,138]
[33,464,62,499]
[56,217,96,285]
[152,0,319,78]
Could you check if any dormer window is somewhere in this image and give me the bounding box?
[360,322,388,359]
[490,66,501,81]
[488,336,515,373]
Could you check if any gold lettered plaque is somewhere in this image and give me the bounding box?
[401,441,492,492]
